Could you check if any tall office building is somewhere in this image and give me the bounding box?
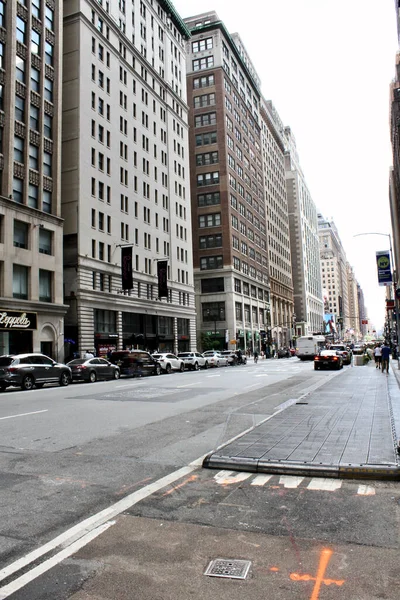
[184,12,271,352]
[260,99,294,348]
[318,214,350,336]
[285,129,323,335]
[0,1,66,359]
[62,0,196,357]
[347,264,361,340]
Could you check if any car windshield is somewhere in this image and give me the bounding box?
[0,356,14,367]
[68,359,86,365]
[152,354,162,358]
[320,350,337,356]
[178,353,191,357]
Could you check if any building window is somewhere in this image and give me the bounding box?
[16,57,25,83]
[39,269,52,302]
[39,228,52,255]
[13,220,29,249]
[31,30,40,55]
[29,144,38,170]
[202,302,225,321]
[192,38,213,53]
[45,41,53,66]
[14,135,24,162]
[15,96,25,122]
[0,2,4,28]
[44,114,52,138]
[16,16,26,45]
[94,309,116,333]
[32,0,41,19]
[192,56,214,71]
[42,190,51,213]
[44,78,53,102]
[0,41,3,70]
[199,233,222,248]
[200,255,223,270]
[195,131,217,147]
[194,112,216,127]
[30,104,39,130]
[45,6,54,30]
[199,213,221,228]
[197,192,220,207]
[201,278,224,293]
[31,67,40,92]
[12,177,23,203]
[196,172,219,187]
[43,151,52,176]
[13,264,29,299]
[28,184,38,208]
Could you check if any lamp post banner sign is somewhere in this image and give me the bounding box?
[376,250,392,286]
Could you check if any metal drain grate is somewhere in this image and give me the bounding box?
[204,558,251,579]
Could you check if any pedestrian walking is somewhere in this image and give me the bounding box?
[84,349,94,359]
[374,344,382,369]
[381,342,391,374]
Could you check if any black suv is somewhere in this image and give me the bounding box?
[0,354,72,391]
[109,350,161,377]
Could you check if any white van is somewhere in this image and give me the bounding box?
[296,335,326,360]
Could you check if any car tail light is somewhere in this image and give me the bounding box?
[333,357,338,360]
[314,356,320,361]
[7,367,18,373]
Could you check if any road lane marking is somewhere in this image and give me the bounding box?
[307,478,342,491]
[251,474,273,486]
[206,374,220,377]
[279,476,304,488]
[0,520,115,600]
[357,484,375,495]
[177,381,201,388]
[0,463,198,589]
[0,410,48,421]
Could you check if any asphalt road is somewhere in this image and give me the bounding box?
[1,357,399,599]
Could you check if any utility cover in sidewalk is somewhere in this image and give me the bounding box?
[204,558,251,579]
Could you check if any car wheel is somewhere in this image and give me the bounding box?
[216,361,220,368]
[113,369,120,380]
[204,361,209,369]
[0,384,6,391]
[154,364,161,376]
[166,364,172,374]
[60,372,70,386]
[35,383,44,389]
[314,365,319,370]
[194,362,199,371]
[22,375,34,391]
[89,371,97,383]
[180,363,185,372]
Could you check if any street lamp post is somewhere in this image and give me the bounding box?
[354,232,400,351]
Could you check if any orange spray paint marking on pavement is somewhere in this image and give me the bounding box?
[270,567,279,572]
[162,474,198,496]
[290,548,345,600]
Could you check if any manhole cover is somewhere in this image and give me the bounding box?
[204,558,251,579]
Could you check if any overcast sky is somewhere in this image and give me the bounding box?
[173,0,398,332]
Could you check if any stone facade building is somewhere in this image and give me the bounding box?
[0,0,67,359]
[285,129,323,336]
[62,0,196,358]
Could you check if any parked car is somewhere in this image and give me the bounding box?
[0,353,71,391]
[219,350,241,365]
[152,353,185,373]
[67,358,120,383]
[314,350,343,370]
[329,344,352,365]
[202,351,229,367]
[277,347,290,358]
[177,352,208,370]
[109,350,161,377]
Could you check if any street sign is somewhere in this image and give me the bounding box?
[376,251,392,286]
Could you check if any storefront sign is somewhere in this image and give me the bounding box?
[0,311,37,330]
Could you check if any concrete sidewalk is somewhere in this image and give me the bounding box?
[203,360,400,479]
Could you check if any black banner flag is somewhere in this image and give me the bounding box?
[157,260,168,298]
[121,246,133,290]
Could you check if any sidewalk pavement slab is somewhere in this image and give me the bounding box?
[203,361,400,479]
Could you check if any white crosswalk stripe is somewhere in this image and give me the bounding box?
[307,478,342,491]
[210,471,376,495]
[251,474,273,486]
[279,476,304,488]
